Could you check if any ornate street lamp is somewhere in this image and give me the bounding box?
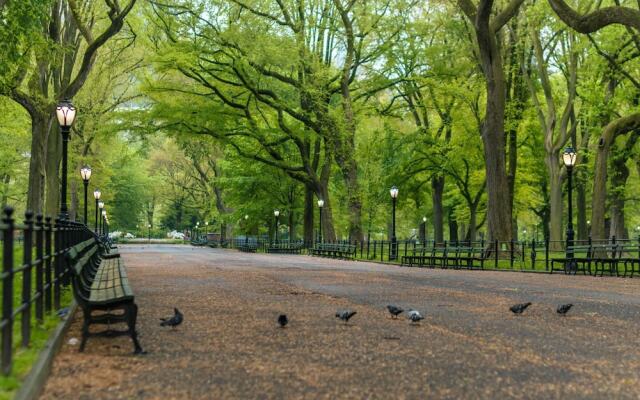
[101,209,107,236]
[317,199,324,244]
[93,188,101,233]
[55,99,77,219]
[389,186,399,260]
[274,210,280,244]
[98,200,104,234]
[421,216,427,244]
[148,224,151,242]
[80,166,91,225]
[562,147,577,267]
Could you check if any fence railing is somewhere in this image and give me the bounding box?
[211,235,640,272]
[1,206,94,375]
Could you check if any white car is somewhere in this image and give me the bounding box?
[124,233,135,239]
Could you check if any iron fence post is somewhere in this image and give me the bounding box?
[2,207,15,375]
[21,212,34,347]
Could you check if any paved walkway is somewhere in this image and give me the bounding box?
[41,245,640,399]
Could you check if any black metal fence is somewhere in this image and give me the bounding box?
[0,206,94,375]
[216,235,640,273]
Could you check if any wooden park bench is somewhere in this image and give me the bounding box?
[65,237,144,354]
[617,243,640,277]
[550,243,640,276]
[191,238,208,246]
[450,246,486,270]
[310,243,356,260]
[401,247,429,267]
[238,243,258,252]
[266,242,305,254]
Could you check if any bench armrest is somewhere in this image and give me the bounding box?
[102,253,121,259]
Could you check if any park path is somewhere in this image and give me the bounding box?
[40,245,640,399]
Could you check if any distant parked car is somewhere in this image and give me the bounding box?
[109,231,122,239]
[167,230,185,240]
[124,233,135,239]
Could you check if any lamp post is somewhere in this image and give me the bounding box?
[562,147,577,267]
[317,199,324,244]
[101,210,107,236]
[421,216,427,244]
[274,210,280,244]
[389,186,399,260]
[148,224,151,242]
[93,189,101,233]
[244,214,249,246]
[98,200,104,235]
[55,100,77,220]
[80,166,91,224]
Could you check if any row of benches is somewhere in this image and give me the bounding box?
[266,243,305,254]
[401,246,486,269]
[66,236,143,353]
[309,243,357,260]
[552,244,640,277]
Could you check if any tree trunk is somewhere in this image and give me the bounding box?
[576,168,588,240]
[546,154,564,248]
[26,114,48,214]
[335,152,363,241]
[44,122,61,218]
[431,176,444,243]
[448,208,458,242]
[591,113,640,239]
[476,26,513,241]
[316,181,336,242]
[303,186,314,246]
[288,209,295,241]
[610,151,630,240]
[468,205,477,242]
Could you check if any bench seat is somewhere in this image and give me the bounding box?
[66,237,143,354]
[89,257,134,304]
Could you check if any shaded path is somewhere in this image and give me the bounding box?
[41,245,640,399]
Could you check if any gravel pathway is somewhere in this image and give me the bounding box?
[40,245,640,399]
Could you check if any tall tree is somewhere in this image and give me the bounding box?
[2,0,136,215]
[457,0,526,241]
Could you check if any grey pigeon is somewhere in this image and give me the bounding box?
[407,310,424,323]
[160,308,183,328]
[56,307,70,318]
[556,304,573,315]
[510,302,532,315]
[335,310,357,324]
[387,305,404,319]
[278,314,288,328]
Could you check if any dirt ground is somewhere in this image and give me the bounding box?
[40,245,640,399]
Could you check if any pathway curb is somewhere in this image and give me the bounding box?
[14,301,77,400]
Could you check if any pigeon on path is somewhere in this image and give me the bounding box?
[556,304,573,315]
[278,314,288,328]
[407,310,424,323]
[510,302,532,315]
[335,310,357,324]
[160,308,183,328]
[387,305,404,319]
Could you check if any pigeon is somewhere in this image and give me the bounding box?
[160,308,183,328]
[556,304,573,315]
[387,305,404,319]
[56,307,70,318]
[278,314,288,328]
[510,302,532,315]
[335,310,357,324]
[407,310,424,323]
